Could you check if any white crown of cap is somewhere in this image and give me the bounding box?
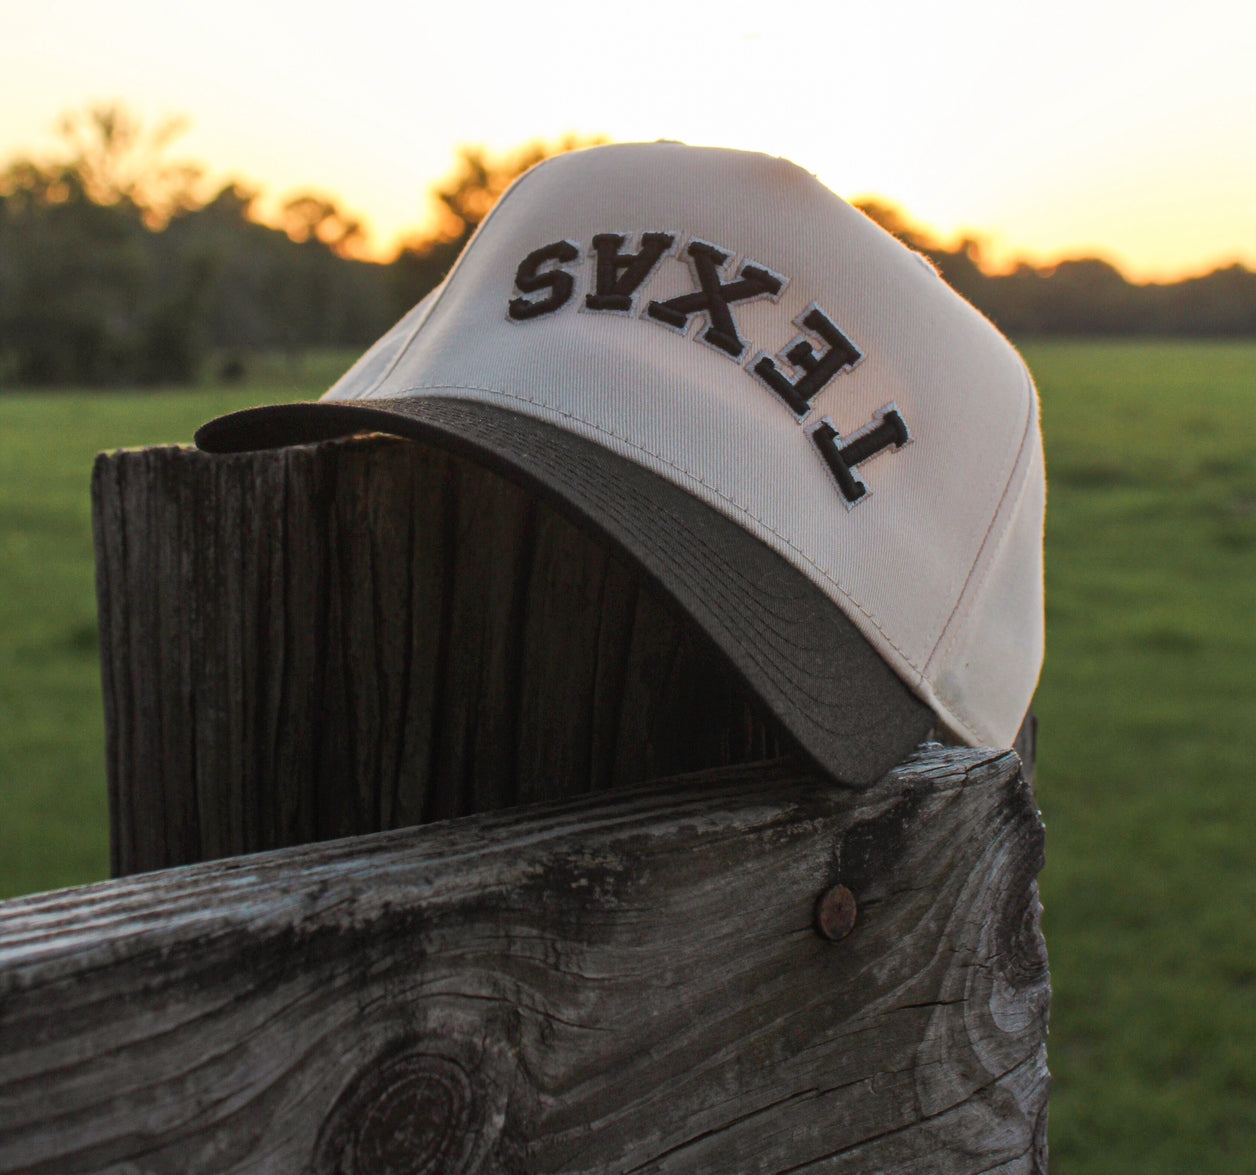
[324,142,1045,748]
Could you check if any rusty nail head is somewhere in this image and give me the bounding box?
[815,884,857,942]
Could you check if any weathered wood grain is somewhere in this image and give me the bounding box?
[92,437,782,876]
[0,746,1049,1174]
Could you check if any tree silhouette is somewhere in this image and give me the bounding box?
[390,136,604,313]
[50,104,202,226]
[0,108,397,385]
[281,194,365,257]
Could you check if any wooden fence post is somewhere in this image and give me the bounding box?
[92,436,783,874]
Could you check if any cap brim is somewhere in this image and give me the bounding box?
[195,398,933,785]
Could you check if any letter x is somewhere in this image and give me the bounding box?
[647,240,784,360]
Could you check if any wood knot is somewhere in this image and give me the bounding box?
[994,786,1049,989]
[998,878,1050,988]
[314,1051,480,1175]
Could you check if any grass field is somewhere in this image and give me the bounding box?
[0,351,357,896]
[1,341,1254,1173]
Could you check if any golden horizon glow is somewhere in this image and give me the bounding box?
[1,0,1252,284]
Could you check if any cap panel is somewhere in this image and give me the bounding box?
[324,289,441,402]
[926,394,1046,745]
[356,145,1034,698]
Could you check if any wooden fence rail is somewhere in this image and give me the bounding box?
[0,747,1048,1175]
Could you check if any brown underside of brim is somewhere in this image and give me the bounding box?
[195,398,934,785]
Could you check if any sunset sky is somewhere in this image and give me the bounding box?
[1,0,1252,281]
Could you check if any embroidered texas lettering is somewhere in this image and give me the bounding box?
[752,304,862,417]
[586,232,675,313]
[508,240,580,321]
[807,405,911,506]
[645,240,784,359]
[506,232,910,506]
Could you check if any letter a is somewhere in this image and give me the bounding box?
[586,232,675,313]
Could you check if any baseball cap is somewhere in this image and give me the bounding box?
[196,142,1045,786]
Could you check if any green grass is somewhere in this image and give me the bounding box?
[0,352,355,897]
[1,340,1254,1173]
[1020,341,1256,1173]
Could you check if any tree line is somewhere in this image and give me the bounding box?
[1,107,1252,387]
[0,108,577,387]
[858,201,1256,341]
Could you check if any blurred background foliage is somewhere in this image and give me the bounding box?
[856,199,1256,340]
[0,106,597,387]
[1,105,1253,391]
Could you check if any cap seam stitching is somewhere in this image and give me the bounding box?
[384,381,924,678]
[921,358,1038,734]
[351,299,440,401]
[365,159,562,396]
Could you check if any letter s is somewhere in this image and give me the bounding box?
[508,240,580,320]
